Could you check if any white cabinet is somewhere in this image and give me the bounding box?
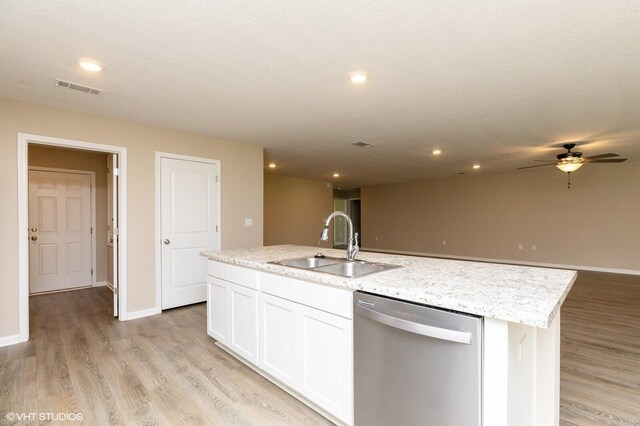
[207,259,354,425]
[207,277,229,345]
[258,290,353,425]
[299,304,352,422]
[207,261,259,366]
[259,293,300,388]
[228,282,259,365]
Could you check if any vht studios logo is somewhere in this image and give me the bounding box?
[5,412,84,422]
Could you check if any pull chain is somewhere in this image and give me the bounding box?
[567,172,571,189]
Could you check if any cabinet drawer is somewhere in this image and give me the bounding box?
[207,260,258,290]
[259,272,353,319]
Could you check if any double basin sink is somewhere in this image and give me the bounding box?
[269,256,400,278]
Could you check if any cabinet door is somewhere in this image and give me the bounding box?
[228,283,259,365]
[299,305,353,424]
[207,277,229,345]
[259,293,300,388]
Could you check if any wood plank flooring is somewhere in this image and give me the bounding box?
[0,288,332,425]
[560,271,640,425]
[1,271,638,425]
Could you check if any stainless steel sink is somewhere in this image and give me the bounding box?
[269,256,400,278]
[314,261,397,278]
[272,256,342,269]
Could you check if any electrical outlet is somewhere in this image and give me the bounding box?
[532,245,537,251]
[375,236,379,241]
[442,240,447,246]
[244,218,253,227]
[518,244,523,250]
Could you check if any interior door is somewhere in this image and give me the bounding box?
[107,154,119,317]
[29,170,93,293]
[161,157,218,309]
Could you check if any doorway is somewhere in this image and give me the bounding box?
[333,188,361,249]
[17,133,128,344]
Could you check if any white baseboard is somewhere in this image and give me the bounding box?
[105,281,114,291]
[125,306,161,321]
[362,248,640,276]
[0,334,21,348]
[93,281,108,288]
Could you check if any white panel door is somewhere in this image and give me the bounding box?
[29,170,93,293]
[161,157,218,309]
[107,154,119,317]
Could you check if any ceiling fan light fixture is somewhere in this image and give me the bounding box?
[556,158,584,173]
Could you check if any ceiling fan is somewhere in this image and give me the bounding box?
[517,143,627,188]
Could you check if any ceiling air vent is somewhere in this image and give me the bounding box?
[352,141,373,148]
[55,79,104,95]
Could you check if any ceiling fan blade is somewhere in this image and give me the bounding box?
[534,159,556,162]
[517,163,556,170]
[585,158,627,163]
[582,153,619,160]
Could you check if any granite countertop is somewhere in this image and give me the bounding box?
[202,245,577,328]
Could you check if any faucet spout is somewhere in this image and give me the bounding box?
[320,211,359,261]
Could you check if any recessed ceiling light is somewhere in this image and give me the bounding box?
[349,71,368,84]
[78,58,102,72]
[472,164,481,169]
[432,149,442,155]
[267,163,276,169]
[333,173,340,178]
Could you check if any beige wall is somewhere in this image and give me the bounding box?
[264,174,334,247]
[362,161,640,272]
[0,97,263,339]
[28,145,109,283]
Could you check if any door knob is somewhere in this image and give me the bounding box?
[163,239,170,245]
[109,238,114,243]
[31,236,37,241]
[31,227,38,232]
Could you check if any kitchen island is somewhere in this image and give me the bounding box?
[202,245,576,426]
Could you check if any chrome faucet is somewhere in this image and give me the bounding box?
[320,211,360,261]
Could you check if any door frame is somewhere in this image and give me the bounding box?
[154,151,221,311]
[27,166,98,288]
[17,133,129,344]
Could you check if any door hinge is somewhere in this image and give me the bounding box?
[114,168,120,176]
[216,225,218,232]
[114,287,118,295]
[91,268,94,276]
[90,227,93,234]
[216,175,219,183]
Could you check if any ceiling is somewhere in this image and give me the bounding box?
[1,1,639,188]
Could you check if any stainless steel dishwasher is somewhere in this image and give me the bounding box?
[354,291,482,426]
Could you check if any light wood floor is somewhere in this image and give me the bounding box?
[1,272,638,425]
[0,288,332,425]
[560,271,640,425]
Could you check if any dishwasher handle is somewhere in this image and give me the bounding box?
[355,303,472,344]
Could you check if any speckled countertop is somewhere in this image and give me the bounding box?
[202,245,577,328]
